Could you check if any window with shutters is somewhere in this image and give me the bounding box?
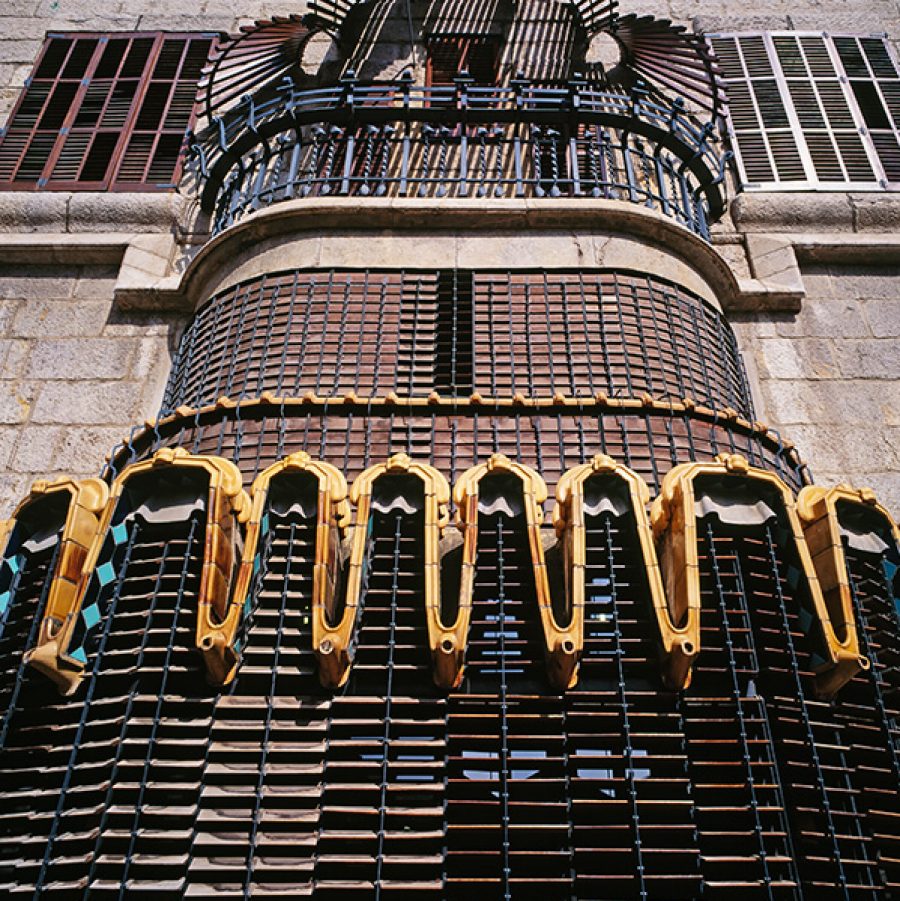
[710,32,900,190]
[425,35,502,85]
[0,32,214,191]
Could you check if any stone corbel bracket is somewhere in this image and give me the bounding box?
[454,453,578,690]
[2,477,108,654]
[732,234,804,312]
[332,454,448,689]
[554,454,698,690]
[28,448,250,695]
[797,483,899,679]
[651,453,868,699]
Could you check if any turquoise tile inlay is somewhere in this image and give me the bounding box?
[81,603,101,630]
[7,555,21,575]
[111,522,128,546]
[96,561,116,586]
[0,591,10,616]
[884,557,897,585]
[70,647,87,664]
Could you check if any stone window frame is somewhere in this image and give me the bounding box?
[0,31,215,191]
[710,31,900,191]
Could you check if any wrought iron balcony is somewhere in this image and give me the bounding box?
[188,74,729,239]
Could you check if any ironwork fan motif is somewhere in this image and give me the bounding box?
[609,14,725,116]
[197,0,723,121]
[197,14,318,120]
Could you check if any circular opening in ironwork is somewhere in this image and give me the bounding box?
[585,31,621,69]
[302,31,341,76]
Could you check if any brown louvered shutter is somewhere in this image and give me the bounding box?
[712,32,900,190]
[426,36,501,86]
[0,32,213,191]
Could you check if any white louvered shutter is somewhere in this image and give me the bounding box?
[711,32,900,190]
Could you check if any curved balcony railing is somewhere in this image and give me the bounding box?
[188,75,730,239]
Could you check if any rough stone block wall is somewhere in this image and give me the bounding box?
[0,264,179,508]
[733,264,900,515]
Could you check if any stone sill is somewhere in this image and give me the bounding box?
[2,186,898,238]
[731,191,900,234]
[0,190,193,234]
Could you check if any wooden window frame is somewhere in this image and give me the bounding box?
[0,31,215,192]
[711,31,900,191]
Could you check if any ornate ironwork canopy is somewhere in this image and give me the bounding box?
[196,0,724,122]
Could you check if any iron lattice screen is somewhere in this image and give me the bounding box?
[162,269,753,420]
[116,405,805,500]
[0,461,898,895]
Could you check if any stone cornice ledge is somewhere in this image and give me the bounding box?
[731,191,900,234]
[0,233,132,265]
[789,233,900,264]
[4,196,898,313]
[111,198,801,313]
[0,191,194,235]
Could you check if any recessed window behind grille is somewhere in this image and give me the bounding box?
[0,32,213,190]
[711,32,900,190]
[425,35,502,85]
[434,270,474,396]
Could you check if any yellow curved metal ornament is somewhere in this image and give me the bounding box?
[453,454,577,690]
[27,476,109,666]
[2,478,108,684]
[201,452,350,687]
[651,453,867,699]
[797,483,899,694]
[554,454,698,690]
[333,454,450,689]
[27,448,250,695]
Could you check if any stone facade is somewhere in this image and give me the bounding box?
[0,261,178,506]
[0,0,898,517]
[734,262,900,513]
